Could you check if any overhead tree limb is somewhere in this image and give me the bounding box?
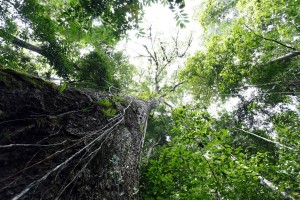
[245,25,298,51]
[244,25,300,62]
[159,80,187,99]
[270,51,300,63]
[235,128,296,151]
[0,29,45,56]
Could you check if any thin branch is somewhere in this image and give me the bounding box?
[159,80,187,99]
[270,51,300,63]
[160,98,173,109]
[178,34,193,58]
[170,80,186,92]
[235,128,296,151]
[142,44,158,67]
[245,25,298,51]
[160,42,170,62]
[0,140,68,148]
[146,139,161,159]
[136,52,151,58]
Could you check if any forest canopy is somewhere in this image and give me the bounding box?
[0,0,186,88]
[0,0,299,199]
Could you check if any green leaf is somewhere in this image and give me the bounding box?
[58,82,67,94]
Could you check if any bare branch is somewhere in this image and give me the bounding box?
[0,140,68,148]
[136,52,151,58]
[170,80,186,92]
[159,97,173,109]
[0,29,45,56]
[270,51,300,63]
[236,128,296,151]
[142,44,159,66]
[139,26,191,98]
[159,80,187,99]
[245,25,298,51]
[178,34,193,57]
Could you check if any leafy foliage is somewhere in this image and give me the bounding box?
[181,0,300,104]
[0,0,299,199]
[141,0,300,199]
[0,0,187,90]
[141,106,299,199]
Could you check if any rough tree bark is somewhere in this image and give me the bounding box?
[0,68,152,200]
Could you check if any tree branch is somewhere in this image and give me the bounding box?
[245,25,298,51]
[236,128,296,151]
[159,81,187,99]
[160,97,173,109]
[0,140,68,148]
[142,44,159,67]
[270,51,300,63]
[146,138,164,159]
[0,29,45,56]
[178,34,192,58]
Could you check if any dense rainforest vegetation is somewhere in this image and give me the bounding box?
[0,0,299,199]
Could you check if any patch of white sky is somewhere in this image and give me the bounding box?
[116,0,204,71]
[208,97,240,118]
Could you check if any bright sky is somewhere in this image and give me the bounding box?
[117,0,204,66]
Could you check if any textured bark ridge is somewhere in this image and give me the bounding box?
[0,69,151,200]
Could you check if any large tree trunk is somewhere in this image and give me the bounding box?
[0,69,151,200]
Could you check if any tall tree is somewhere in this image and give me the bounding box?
[132,27,193,164]
[135,26,192,104]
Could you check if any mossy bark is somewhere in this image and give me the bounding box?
[0,69,151,200]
